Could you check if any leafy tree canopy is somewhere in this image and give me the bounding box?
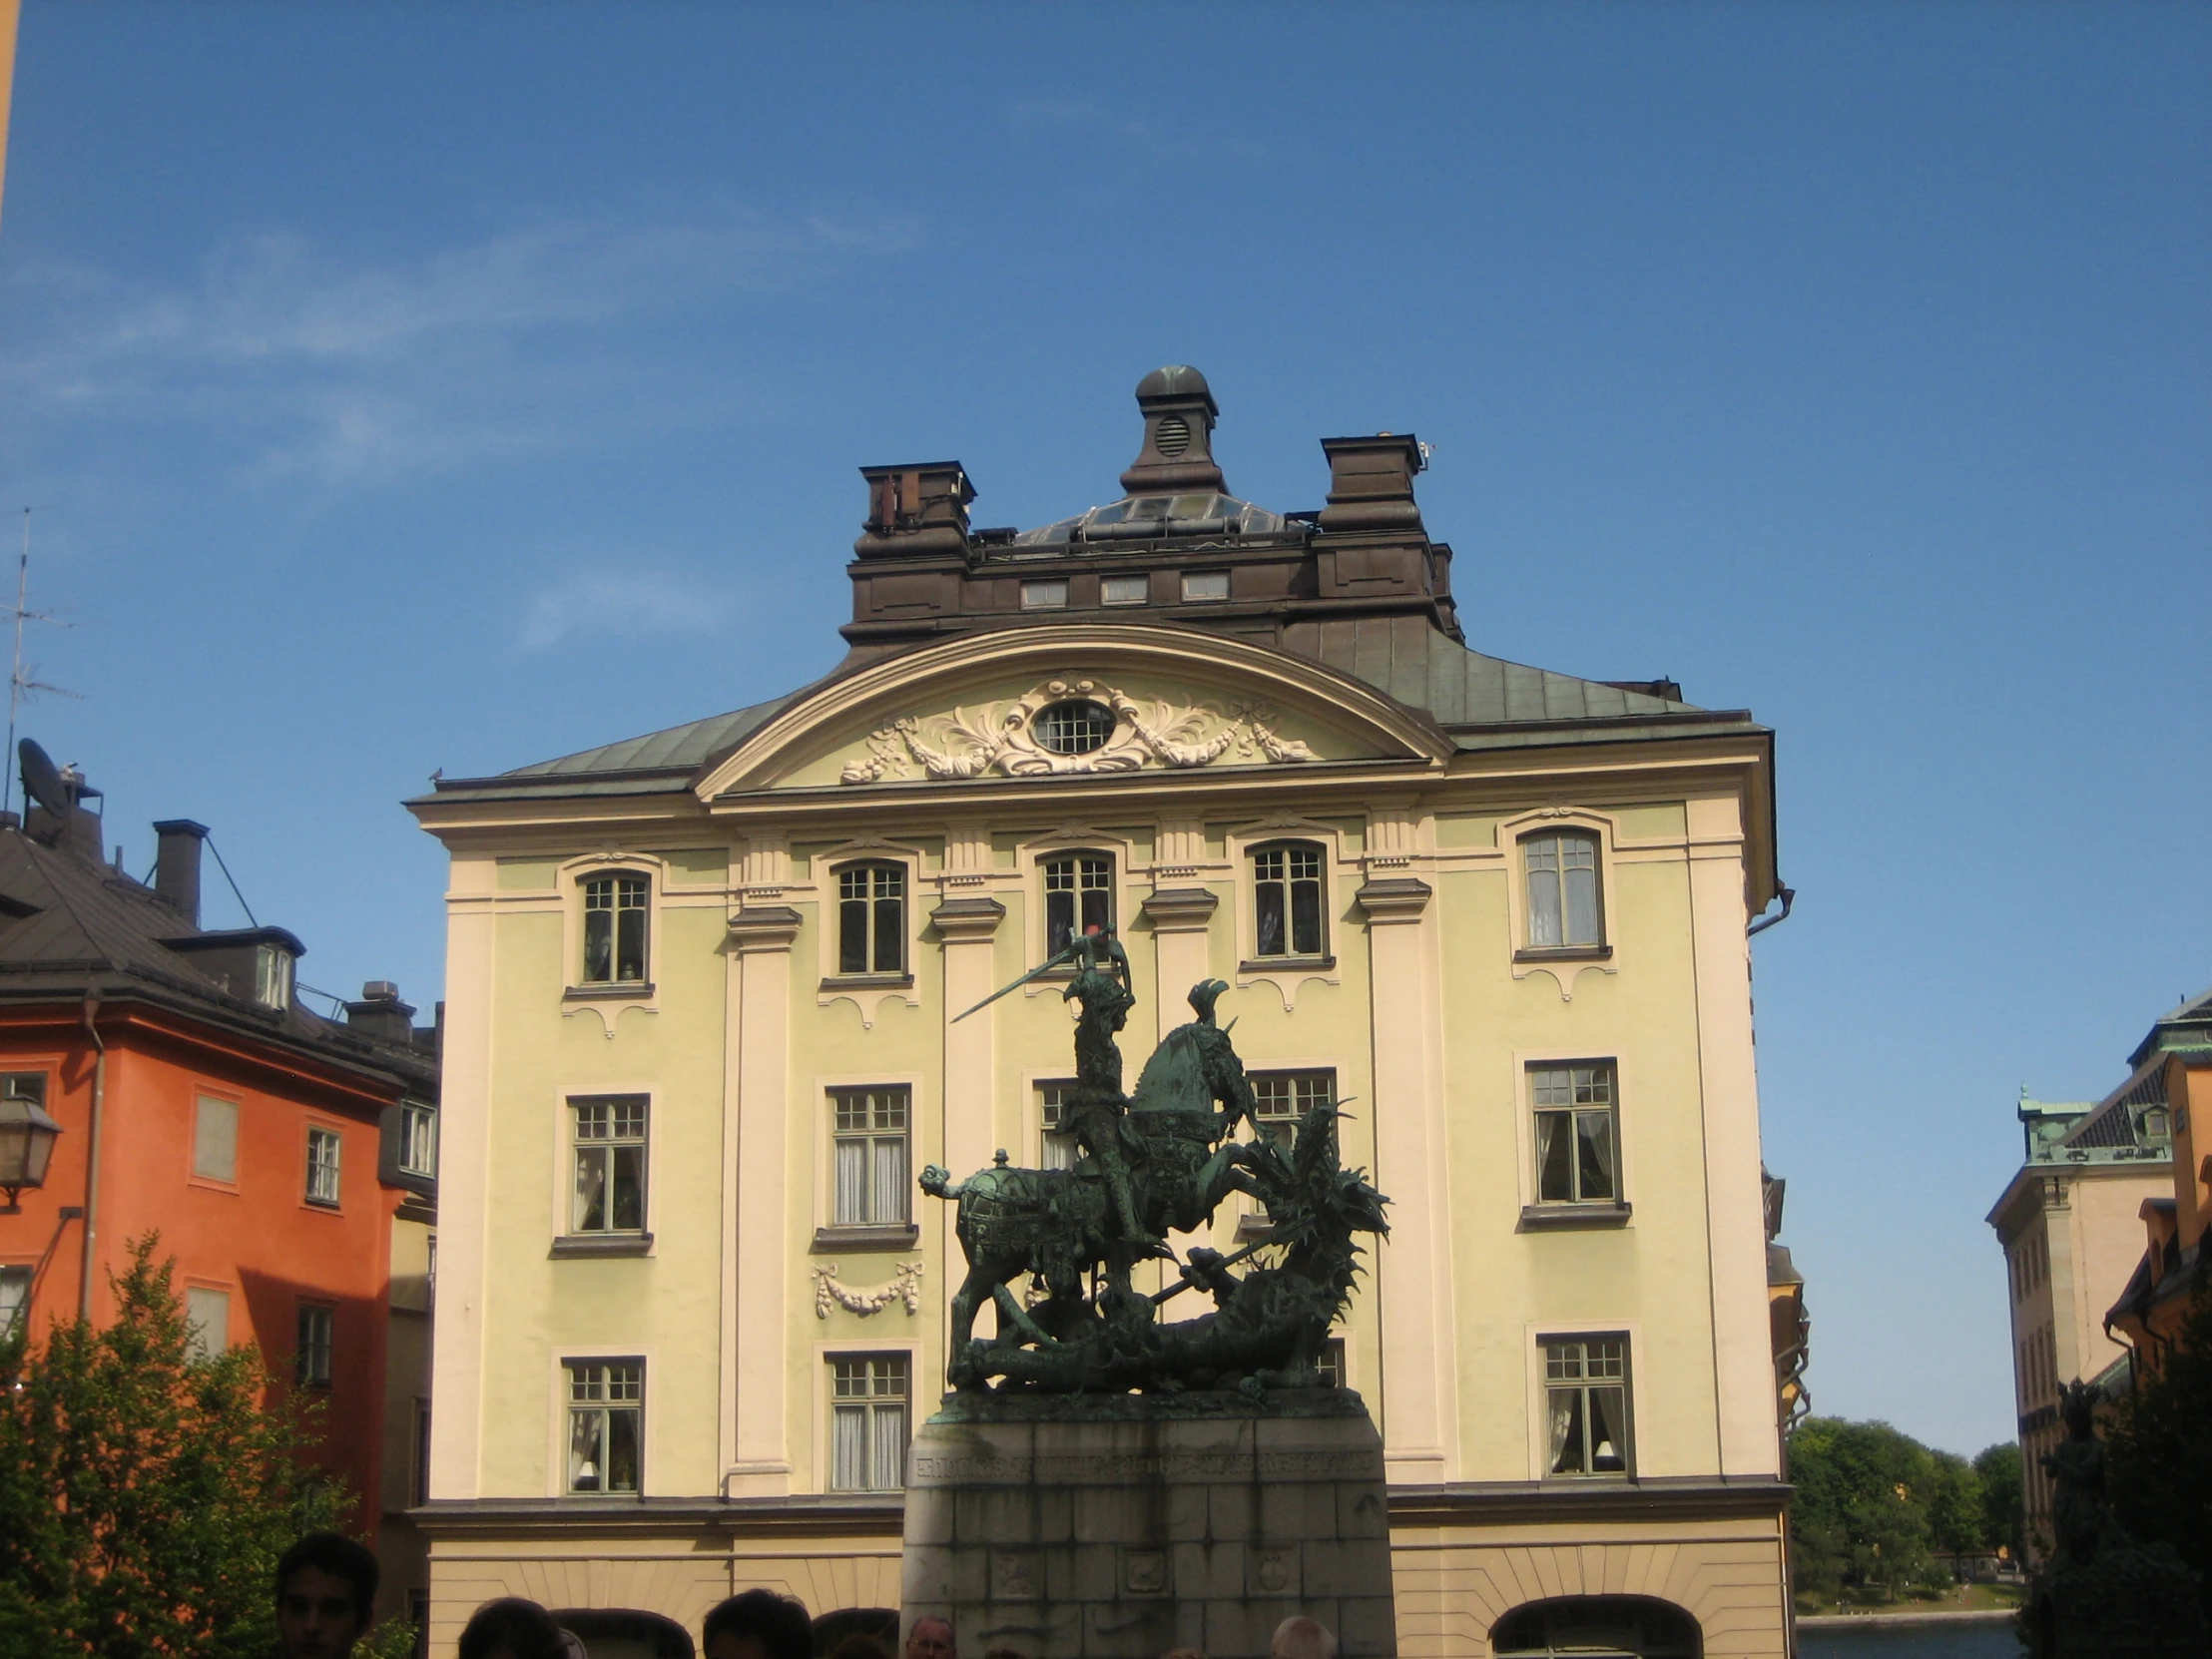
[2105,1267,2212,1624]
[1787,1415,1991,1609]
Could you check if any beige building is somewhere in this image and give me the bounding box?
[409,369,1795,1658]
[1985,1089,2173,1557]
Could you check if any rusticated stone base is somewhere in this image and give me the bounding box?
[900,1391,1395,1659]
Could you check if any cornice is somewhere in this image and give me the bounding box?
[1387,1475,1790,1527]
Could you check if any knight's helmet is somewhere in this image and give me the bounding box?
[1187,978,1231,1024]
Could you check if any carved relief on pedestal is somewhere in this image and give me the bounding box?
[839,676,1315,784]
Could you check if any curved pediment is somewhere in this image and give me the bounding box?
[693,626,1447,801]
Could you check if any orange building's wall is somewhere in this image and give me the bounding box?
[0,1003,399,1533]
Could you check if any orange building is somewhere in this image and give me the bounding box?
[2105,988,2212,1367]
[0,751,437,1616]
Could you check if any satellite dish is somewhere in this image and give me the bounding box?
[18,740,71,819]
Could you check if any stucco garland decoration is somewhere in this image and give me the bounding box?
[813,1261,924,1319]
[839,677,1315,784]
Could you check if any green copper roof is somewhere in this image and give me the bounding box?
[499,693,802,780]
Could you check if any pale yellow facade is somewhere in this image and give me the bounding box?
[412,616,1789,1657]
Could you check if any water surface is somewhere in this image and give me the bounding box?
[1799,1618,2019,1659]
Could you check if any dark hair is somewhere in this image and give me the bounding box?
[703,1588,813,1659]
[458,1597,570,1659]
[275,1531,378,1624]
[831,1637,895,1659]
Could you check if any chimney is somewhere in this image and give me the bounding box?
[851,462,974,558]
[1120,365,1227,495]
[152,820,210,924]
[345,979,418,1045]
[1317,433,1426,532]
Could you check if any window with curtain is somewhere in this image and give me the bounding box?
[1522,830,1602,949]
[1037,1081,1079,1171]
[566,1361,642,1493]
[305,1127,342,1207]
[0,1266,30,1341]
[1544,1337,1630,1476]
[830,1355,909,1491]
[1042,853,1114,956]
[193,1094,239,1183]
[831,1088,909,1227]
[836,863,906,976]
[1530,1064,1619,1205]
[185,1287,230,1362]
[571,1096,648,1233]
[582,873,650,983]
[1251,1070,1337,1152]
[1253,842,1326,957]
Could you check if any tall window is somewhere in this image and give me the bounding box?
[1043,853,1113,956]
[1252,843,1326,957]
[1316,1336,1346,1390]
[296,1304,334,1387]
[1530,1064,1619,1205]
[397,1101,438,1179]
[831,1088,909,1227]
[1523,830,1602,949]
[1037,1081,1078,1170]
[582,873,650,984]
[0,1265,29,1340]
[194,1095,239,1183]
[830,1355,909,1491]
[572,1096,648,1234]
[565,1361,642,1493]
[1252,1070,1336,1151]
[305,1127,342,1207]
[256,944,293,1010]
[837,863,906,976]
[1544,1337,1630,1476]
[185,1287,230,1361]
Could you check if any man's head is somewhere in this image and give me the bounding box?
[702,1588,814,1659]
[455,1598,571,1659]
[275,1532,378,1659]
[904,1615,956,1659]
[1270,1618,1339,1659]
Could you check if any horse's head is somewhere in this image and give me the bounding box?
[918,1164,953,1198]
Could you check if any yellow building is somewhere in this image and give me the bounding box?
[409,369,1793,1659]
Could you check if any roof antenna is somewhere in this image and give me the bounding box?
[4,507,79,819]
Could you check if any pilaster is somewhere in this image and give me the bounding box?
[1143,885,1219,1034]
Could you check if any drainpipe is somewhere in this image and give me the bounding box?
[1747,882,1796,937]
[78,993,106,1322]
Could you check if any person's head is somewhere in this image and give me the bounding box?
[1270,1618,1339,1659]
[904,1615,956,1659]
[702,1588,814,1659]
[457,1597,569,1659]
[275,1531,379,1659]
[831,1637,895,1659]
[1159,1649,1209,1659]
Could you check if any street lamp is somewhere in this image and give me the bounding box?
[0,1092,62,1213]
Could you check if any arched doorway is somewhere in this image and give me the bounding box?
[1491,1597,1700,1658]
[552,1609,695,1659]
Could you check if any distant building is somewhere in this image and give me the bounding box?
[1986,1079,2174,1556]
[409,367,1796,1659]
[2103,989,2212,1369]
[0,754,439,1629]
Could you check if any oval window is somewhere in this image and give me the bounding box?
[1034,700,1115,755]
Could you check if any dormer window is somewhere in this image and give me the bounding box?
[255,943,293,1010]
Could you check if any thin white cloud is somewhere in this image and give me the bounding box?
[518,570,728,653]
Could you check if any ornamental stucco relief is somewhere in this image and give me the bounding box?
[838,676,1315,785]
[812,1260,925,1319]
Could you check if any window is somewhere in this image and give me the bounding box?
[186,1287,230,1361]
[565,1361,642,1493]
[1020,578,1068,610]
[1253,842,1326,957]
[1037,1081,1078,1171]
[830,1355,909,1491]
[1034,700,1115,756]
[305,1127,342,1207]
[582,873,650,984]
[1316,1337,1346,1390]
[194,1095,240,1183]
[397,1101,438,1179]
[1530,1064,1619,1205]
[2143,1107,2170,1140]
[412,1398,432,1506]
[1180,570,1230,602]
[572,1096,648,1234]
[256,944,293,1010]
[1544,1337,1630,1476]
[1101,574,1148,606]
[0,1265,29,1341]
[1523,830,1602,949]
[831,1088,910,1227]
[1042,852,1114,956]
[296,1304,333,1387]
[1252,1070,1336,1151]
[836,863,906,976]
[2,1072,44,1109]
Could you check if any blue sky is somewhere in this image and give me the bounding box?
[2,3,2205,1456]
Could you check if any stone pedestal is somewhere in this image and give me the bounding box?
[900,1391,1396,1659]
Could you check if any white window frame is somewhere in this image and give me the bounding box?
[1179,569,1230,602]
[1035,1077,1080,1171]
[825,1351,912,1493]
[1100,574,1148,606]
[397,1100,438,1179]
[829,1086,912,1229]
[255,943,294,1010]
[1019,578,1068,610]
[568,1094,650,1237]
[1249,1068,1338,1153]
[304,1125,343,1209]
[0,1263,31,1342]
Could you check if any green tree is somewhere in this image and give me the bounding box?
[1786,1417,1970,1609]
[0,1235,406,1658]
[2105,1267,2212,1623]
[1972,1440,2025,1563]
